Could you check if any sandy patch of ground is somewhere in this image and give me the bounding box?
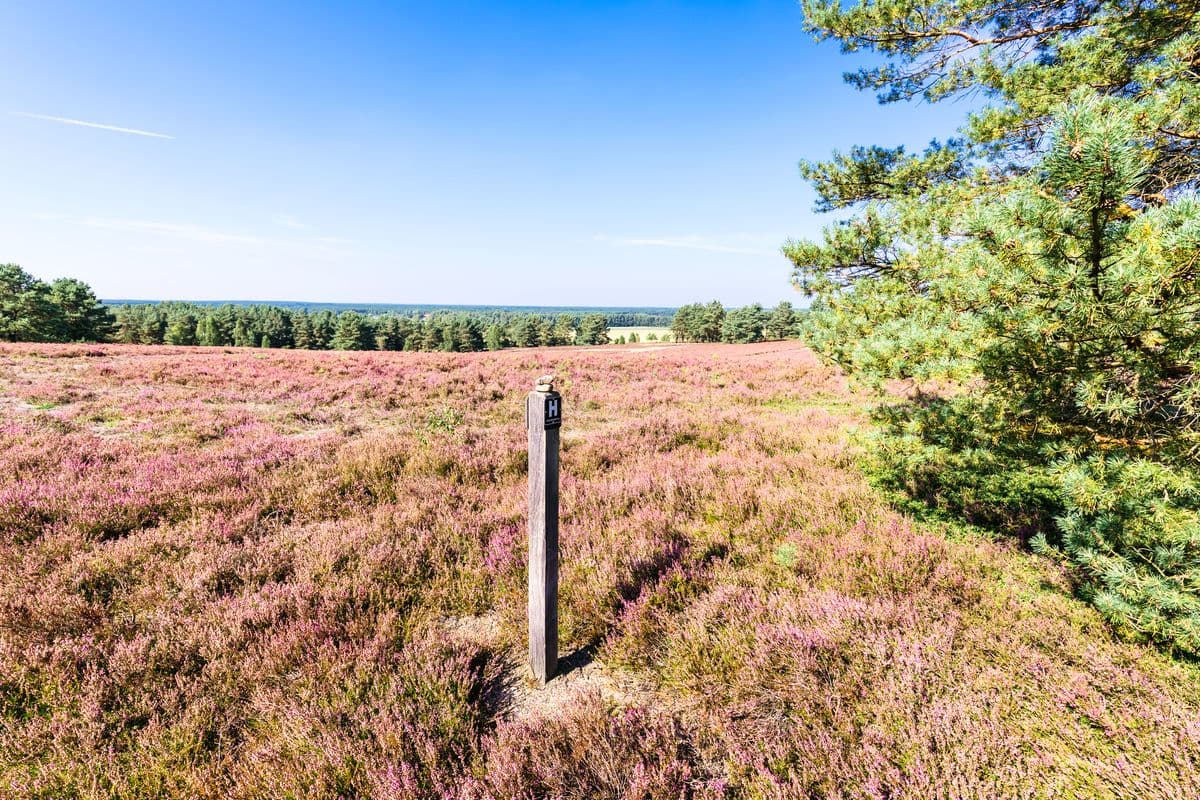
[442,612,654,723]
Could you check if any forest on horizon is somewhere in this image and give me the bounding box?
[0,263,803,351]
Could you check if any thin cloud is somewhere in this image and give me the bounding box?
[12,111,173,140]
[596,234,773,256]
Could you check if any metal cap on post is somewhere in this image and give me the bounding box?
[527,375,560,684]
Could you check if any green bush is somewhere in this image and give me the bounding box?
[1049,456,1200,655]
[866,398,1061,540]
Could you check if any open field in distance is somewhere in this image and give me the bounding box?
[605,326,673,341]
[1,341,1198,798]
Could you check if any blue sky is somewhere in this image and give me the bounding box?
[1,1,971,306]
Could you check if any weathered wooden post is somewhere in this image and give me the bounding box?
[527,374,561,684]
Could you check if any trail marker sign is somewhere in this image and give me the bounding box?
[544,395,562,429]
[526,376,560,684]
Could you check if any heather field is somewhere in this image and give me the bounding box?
[2,341,1199,800]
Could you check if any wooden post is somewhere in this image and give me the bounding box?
[527,375,561,684]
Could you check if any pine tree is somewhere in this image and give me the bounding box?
[48,278,113,342]
[394,317,416,350]
[765,301,797,340]
[578,314,609,345]
[311,312,335,350]
[509,315,543,348]
[484,323,507,351]
[261,307,292,348]
[292,312,315,349]
[700,301,725,342]
[790,0,1200,386]
[165,313,198,346]
[113,306,140,344]
[412,321,439,351]
[211,306,237,346]
[331,312,371,350]
[196,315,219,346]
[786,0,1200,654]
[138,309,167,345]
[529,317,550,347]
[434,319,456,351]
[721,304,766,343]
[451,317,484,352]
[546,317,575,346]
[374,316,403,351]
[0,265,56,342]
[670,304,698,343]
[231,320,253,348]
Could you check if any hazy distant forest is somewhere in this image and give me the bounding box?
[0,264,801,351]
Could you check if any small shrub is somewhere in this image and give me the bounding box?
[425,404,464,434]
[1052,455,1200,656]
[471,692,718,800]
[865,397,1062,540]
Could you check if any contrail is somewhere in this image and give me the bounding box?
[12,111,173,140]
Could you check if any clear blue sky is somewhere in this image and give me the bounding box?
[0,1,970,307]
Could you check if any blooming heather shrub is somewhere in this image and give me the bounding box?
[0,342,1198,798]
[466,692,720,800]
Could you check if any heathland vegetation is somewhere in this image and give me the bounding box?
[787,0,1200,655]
[3,341,1198,798]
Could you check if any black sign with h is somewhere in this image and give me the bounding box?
[543,394,562,429]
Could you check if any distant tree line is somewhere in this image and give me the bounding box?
[0,264,624,351]
[0,264,114,343]
[109,302,618,351]
[3,262,804,351]
[109,299,675,328]
[670,301,801,344]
